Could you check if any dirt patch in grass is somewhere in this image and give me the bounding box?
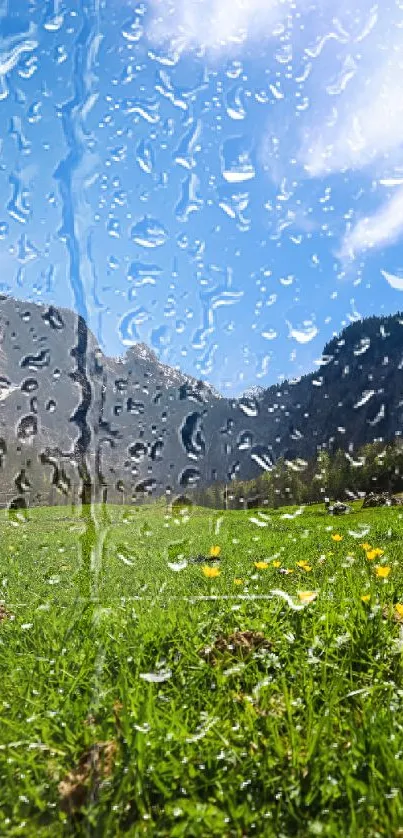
[59,740,117,814]
[199,630,272,665]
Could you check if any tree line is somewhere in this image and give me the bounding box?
[192,439,403,510]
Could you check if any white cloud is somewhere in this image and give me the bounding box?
[381,269,403,292]
[147,0,297,54]
[147,0,403,260]
[147,0,403,179]
[296,1,403,179]
[302,43,403,177]
[296,5,403,259]
[339,187,403,260]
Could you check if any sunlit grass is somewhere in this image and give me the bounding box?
[0,501,403,835]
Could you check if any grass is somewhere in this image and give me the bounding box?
[1,501,403,836]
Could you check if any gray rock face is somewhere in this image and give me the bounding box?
[0,295,252,503]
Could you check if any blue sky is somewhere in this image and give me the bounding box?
[1,0,403,394]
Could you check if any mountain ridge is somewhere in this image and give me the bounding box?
[0,294,403,505]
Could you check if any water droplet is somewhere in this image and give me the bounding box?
[287,321,319,344]
[131,216,168,248]
[127,260,161,286]
[44,13,64,31]
[17,414,37,440]
[368,404,385,426]
[174,119,201,170]
[237,431,253,450]
[122,15,143,42]
[135,478,157,495]
[238,397,259,417]
[150,440,164,461]
[136,139,154,173]
[179,467,200,487]
[251,445,273,471]
[20,350,50,370]
[140,669,172,683]
[225,85,246,120]
[119,309,149,345]
[15,469,30,493]
[354,390,375,409]
[221,137,255,183]
[21,378,38,393]
[107,217,121,238]
[175,173,203,221]
[168,560,188,572]
[8,496,28,522]
[127,398,145,415]
[180,412,205,459]
[128,442,147,462]
[262,328,277,341]
[42,306,64,330]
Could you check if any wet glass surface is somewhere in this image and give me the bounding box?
[2,1,403,835]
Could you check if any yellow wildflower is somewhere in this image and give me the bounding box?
[361,542,372,551]
[375,566,391,579]
[210,545,221,558]
[272,561,281,568]
[298,591,318,604]
[296,560,312,571]
[366,548,384,561]
[282,568,294,575]
[254,561,269,570]
[234,578,244,585]
[361,594,371,603]
[202,566,220,578]
[331,534,343,542]
[395,604,403,619]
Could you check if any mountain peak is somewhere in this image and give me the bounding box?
[125,342,159,365]
[242,385,265,400]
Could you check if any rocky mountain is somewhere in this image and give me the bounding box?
[0,294,403,506]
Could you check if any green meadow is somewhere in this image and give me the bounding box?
[1,502,403,837]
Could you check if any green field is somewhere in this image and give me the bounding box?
[1,501,403,837]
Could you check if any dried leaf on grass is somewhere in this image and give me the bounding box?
[383,605,403,624]
[199,630,272,665]
[0,604,13,622]
[59,740,117,813]
[189,553,221,564]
